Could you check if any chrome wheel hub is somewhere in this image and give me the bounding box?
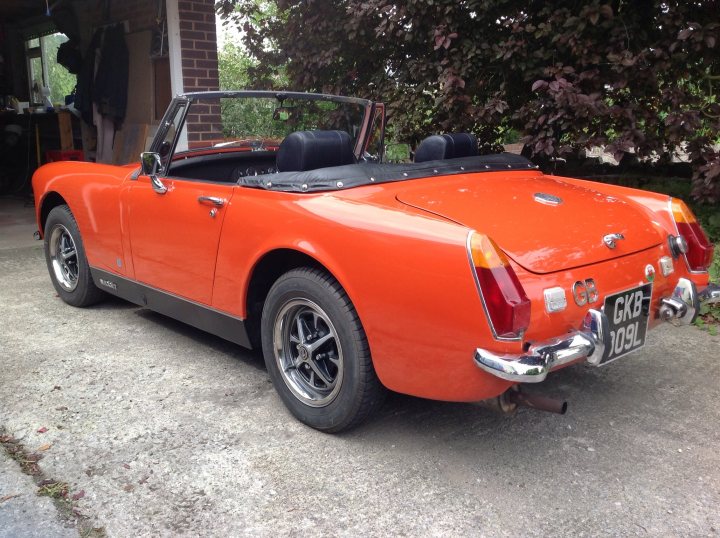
[48,224,79,292]
[273,299,343,407]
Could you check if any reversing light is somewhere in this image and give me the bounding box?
[670,199,714,272]
[668,234,688,257]
[468,232,531,339]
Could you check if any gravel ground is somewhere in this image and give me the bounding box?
[1,196,719,537]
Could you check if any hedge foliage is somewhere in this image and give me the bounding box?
[217,0,720,201]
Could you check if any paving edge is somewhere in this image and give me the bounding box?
[0,427,106,538]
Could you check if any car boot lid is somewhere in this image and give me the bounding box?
[395,172,663,274]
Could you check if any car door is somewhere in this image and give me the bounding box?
[126,175,235,305]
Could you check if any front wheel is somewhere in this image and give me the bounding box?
[261,268,385,432]
[44,205,105,307]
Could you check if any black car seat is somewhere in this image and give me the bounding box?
[414,132,479,162]
[276,130,356,172]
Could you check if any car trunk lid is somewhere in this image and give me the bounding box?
[395,172,662,274]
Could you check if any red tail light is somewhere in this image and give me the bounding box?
[670,199,714,272]
[468,232,531,339]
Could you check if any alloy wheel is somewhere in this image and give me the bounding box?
[273,298,344,407]
[48,224,79,292]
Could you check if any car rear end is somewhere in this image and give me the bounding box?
[394,171,718,390]
[467,193,718,385]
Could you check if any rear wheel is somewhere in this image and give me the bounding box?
[44,205,105,307]
[261,268,385,432]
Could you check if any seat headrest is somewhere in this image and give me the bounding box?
[276,130,356,172]
[414,132,479,163]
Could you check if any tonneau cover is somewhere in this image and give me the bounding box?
[239,153,536,192]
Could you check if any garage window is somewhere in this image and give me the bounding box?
[26,33,76,105]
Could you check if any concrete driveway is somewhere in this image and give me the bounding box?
[1,196,719,537]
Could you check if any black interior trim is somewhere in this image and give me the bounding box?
[168,150,277,183]
[90,268,251,348]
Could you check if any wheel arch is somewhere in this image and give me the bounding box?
[39,191,69,236]
[243,248,345,349]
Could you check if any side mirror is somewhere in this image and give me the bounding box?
[140,151,167,194]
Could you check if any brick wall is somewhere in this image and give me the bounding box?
[178,0,219,92]
[177,0,220,145]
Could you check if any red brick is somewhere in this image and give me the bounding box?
[182,30,207,40]
[194,22,215,32]
[191,40,216,51]
[183,68,208,78]
[182,50,208,60]
[195,59,217,69]
[195,77,217,85]
[180,12,205,22]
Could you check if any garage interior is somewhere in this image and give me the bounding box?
[0,0,219,199]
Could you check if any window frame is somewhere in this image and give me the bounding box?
[25,38,48,103]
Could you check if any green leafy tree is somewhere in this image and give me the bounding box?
[43,33,76,104]
[218,41,254,90]
[217,0,720,201]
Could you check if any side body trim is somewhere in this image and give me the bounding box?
[90,268,251,348]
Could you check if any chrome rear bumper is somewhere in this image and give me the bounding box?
[474,278,715,383]
[699,282,720,305]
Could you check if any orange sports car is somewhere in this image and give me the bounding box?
[32,91,719,432]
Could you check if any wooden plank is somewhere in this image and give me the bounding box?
[113,123,149,165]
[57,111,74,151]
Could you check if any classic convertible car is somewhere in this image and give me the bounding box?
[33,91,719,431]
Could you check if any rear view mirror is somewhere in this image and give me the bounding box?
[273,106,299,122]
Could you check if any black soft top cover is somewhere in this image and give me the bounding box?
[239,153,537,193]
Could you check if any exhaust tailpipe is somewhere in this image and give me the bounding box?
[477,387,568,415]
[506,390,568,415]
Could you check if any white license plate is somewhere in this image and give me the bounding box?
[600,283,652,365]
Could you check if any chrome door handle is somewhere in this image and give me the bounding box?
[197,196,226,207]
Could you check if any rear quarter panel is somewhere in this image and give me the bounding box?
[213,185,515,401]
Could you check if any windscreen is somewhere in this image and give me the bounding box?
[174,95,367,154]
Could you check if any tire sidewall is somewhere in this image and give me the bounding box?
[44,205,98,307]
[261,271,368,431]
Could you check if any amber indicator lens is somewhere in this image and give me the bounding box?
[671,199,714,272]
[470,233,531,338]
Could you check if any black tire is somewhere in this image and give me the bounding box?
[261,268,385,432]
[43,205,105,307]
